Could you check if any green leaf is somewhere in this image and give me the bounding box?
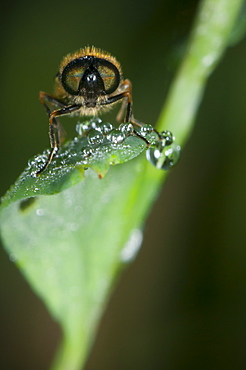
[1,120,155,207]
[0,159,150,369]
[0,0,245,369]
[0,118,167,369]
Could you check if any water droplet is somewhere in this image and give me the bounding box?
[76,121,91,136]
[87,129,104,145]
[120,229,143,262]
[146,141,181,170]
[28,158,34,167]
[36,208,44,216]
[139,124,154,136]
[160,130,174,146]
[9,253,17,262]
[92,120,113,135]
[81,147,91,158]
[119,123,134,136]
[107,129,125,144]
[146,130,159,145]
[60,158,66,165]
[90,117,102,127]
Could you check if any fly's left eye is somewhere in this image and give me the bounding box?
[96,60,120,94]
[61,59,88,95]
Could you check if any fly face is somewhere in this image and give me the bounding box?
[59,53,121,109]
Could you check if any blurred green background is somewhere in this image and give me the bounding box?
[1,0,246,369]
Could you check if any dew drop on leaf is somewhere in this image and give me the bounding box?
[107,129,125,144]
[119,123,134,136]
[146,131,181,170]
[92,121,114,135]
[87,129,104,145]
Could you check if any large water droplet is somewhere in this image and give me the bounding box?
[107,129,125,144]
[146,138,181,170]
[87,129,104,145]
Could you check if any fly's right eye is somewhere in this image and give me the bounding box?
[96,59,120,94]
[61,59,87,95]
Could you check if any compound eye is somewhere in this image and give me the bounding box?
[96,59,120,94]
[61,57,121,95]
[61,59,87,95]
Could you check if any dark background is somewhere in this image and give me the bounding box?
[1,0,246,369]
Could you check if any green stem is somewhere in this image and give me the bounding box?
[51,332,87,370]
[157,0,244,142]
[139,0,245,201]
